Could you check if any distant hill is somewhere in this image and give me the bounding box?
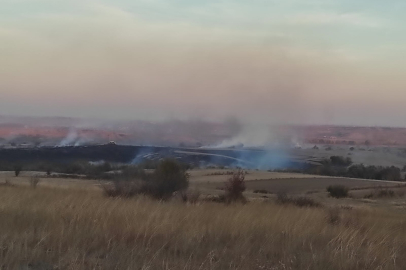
[1,115,406,147]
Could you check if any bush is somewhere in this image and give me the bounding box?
[179,189,201,204]
[202,194,227,203]
[46,167,52,176]
[347,164,401,181]
[14,164,22,177]
[102,180,142,198]
[364,188,396,199]
[276,190,289,204]
[276,191,321,208]
[63,162,85,175]
[326,207,341,225]
[253,189,269,194]
[293,197,322,207]
[327,185,349,198]
[29,176,41,189]
[377,189,395,197]
[102,159,189,200]
[224,169,246,203]
[144,159,189,200]
[329,156,352,166]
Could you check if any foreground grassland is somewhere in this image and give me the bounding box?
[1,186,406,270]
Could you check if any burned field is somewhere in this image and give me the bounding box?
[0,144,315,170]
[1,145,406,269]
[1,144,404,198]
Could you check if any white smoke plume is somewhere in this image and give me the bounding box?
[58,129,79,147]
[207,119,303,149]
[214,125,275,148]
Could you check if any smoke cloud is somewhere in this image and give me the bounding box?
[58,129,79,147]
[1,1,406,126]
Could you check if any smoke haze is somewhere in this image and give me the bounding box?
[1,1,406,126]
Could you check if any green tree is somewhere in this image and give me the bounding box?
[146,159,189,200]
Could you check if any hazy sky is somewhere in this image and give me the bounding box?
[1,0,405,126]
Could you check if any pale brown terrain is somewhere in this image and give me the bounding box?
[300,125,406,146]
[1,174,406,269]
[3,169,404,202]
[2,116,406,147]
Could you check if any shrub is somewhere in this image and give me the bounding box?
[46,167,52,176]
[276,190,289,204]
[102,180,142,198]
[364,188,396,199]
[64,162,85,175]
[327,185,349,198]
[29,176,41,189]
[102,159,189,200]
[144,159,189,200]
[14,164,22,177]
[347,164,401,181]
[202,194,227,203]
[276,192,321,208]
[179,189,201,204]
[377,189,395,198]
[329,156,352,166]
[224,169,246,203]
[326,207,341,225]
[253,189,269,194]
[293,197,322,207]
[120,165,146,180]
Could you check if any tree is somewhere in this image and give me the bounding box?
[146,159,189,200]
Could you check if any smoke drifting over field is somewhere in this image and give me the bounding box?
[206,118,297,149]
[211,124,277,148]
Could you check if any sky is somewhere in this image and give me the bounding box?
[0,0,405,126]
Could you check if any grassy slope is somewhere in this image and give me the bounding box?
[1,186,406,269]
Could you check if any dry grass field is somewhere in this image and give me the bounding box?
[1,184,406,270]
[187,169,403,197]
[2,169,404,198]
[188,169,329,183]
[243,178,401,194]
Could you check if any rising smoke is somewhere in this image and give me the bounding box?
[206,119,299,149]
[58,129,79,147]
[57,129,93,147]
[212,124,275,148]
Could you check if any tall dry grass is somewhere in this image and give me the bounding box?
[0,185,405,269]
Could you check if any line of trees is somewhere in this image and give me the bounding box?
[278,156,404,182]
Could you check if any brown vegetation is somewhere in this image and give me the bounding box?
[276,191,322,208]
[1,185,406,269]
[224,169,246,203]
[102,159,189,200]
[29,176,41,189]
[327,185,349,198]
